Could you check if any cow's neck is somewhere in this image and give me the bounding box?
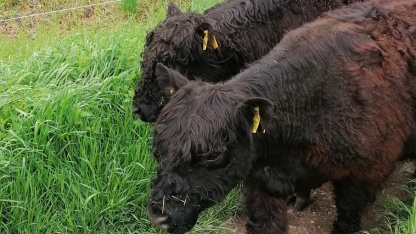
[224,21,342,149]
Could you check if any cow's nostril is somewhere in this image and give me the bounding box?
[148,207,174,232]
[132,105,142,118]
[155,216,168,223]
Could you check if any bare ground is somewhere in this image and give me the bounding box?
[225,161,415,234]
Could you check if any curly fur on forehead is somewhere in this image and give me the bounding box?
[152,14,212,66]
[154,82,243,166]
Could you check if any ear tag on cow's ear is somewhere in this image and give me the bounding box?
[203,30,209,51]
[211,35,218,49]
[170,88,174,96]
[252,106,260,133]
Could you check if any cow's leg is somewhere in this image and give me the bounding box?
[293,171,326,211]
[244,181,288,234]
[332,178,378,234]
[292,178,315,212]
[401,134,416,178]
[293,187,311,211]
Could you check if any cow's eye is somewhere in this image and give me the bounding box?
[152,148,163,162]
[145,31,154,44]
[206,152,221,162]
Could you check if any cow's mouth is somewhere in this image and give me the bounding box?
[132,102,160,123]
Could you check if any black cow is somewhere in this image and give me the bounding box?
[132,0,362,122]
[147,0,416,233]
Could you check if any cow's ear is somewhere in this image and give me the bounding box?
[195,22,219,50]
[237,97,274,134]
[195,22,213,35]
[156,63,189,97]
[195,22,213,39]
[166,1,182,18]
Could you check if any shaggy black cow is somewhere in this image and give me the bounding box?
[147,0,416,233]
[132,0,363,123]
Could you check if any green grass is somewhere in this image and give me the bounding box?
[0,0,241,233]
[0,28,153,233]
[371,180,416,234]
[121,0,138,15]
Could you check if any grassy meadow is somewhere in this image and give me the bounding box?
[0,0,415,233]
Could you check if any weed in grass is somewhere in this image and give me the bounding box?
[120,0,138,16]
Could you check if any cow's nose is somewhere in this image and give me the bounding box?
[147,202,173,232]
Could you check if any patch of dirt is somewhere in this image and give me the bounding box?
[225,161,415,234]
[0,1,164,39]
[0,3,123,39]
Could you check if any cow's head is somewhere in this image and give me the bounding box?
[132,2,241,122]
[147,64,274,233]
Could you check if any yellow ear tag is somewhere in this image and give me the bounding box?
[252,106,260,133]
[211,35,218,49]
[170,88,174,96]
[203,30,209,51]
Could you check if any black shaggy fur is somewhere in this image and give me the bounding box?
[132,0,363,122]
[147,0,416,233]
